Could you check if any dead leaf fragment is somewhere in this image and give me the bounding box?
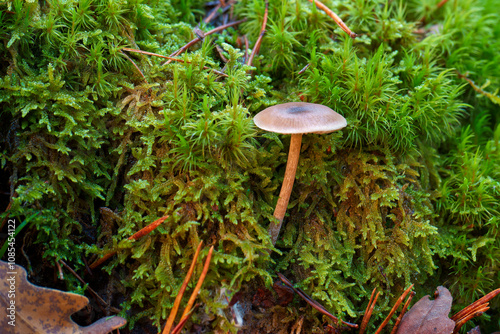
[396,286,455,334]
[0,260,126,334]
[467,326,481,334]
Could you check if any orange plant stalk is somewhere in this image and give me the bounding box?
[121,48,228,77]
[163,245,214,334]
[89,215,169,269]
[162,241,204,334]
[359,288,380,334]
[165,19,247,64]
[307,0,357,38]
[246,0,268,68]
[374,284,414,334]
[451,288,500,333]
[179,246,214,319]
[390,290,416,334]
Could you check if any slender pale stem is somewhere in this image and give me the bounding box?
[269,133,302,245]
[307,0,357,38]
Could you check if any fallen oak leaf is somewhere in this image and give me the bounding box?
[468,326,481,334]
[395,286,456,334]
[363,285,500,334]
[466,326,500,334]
[0,260,126,334]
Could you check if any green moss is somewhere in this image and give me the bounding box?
[1,0,500,332]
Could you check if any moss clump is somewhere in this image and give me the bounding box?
[1,0,499,332]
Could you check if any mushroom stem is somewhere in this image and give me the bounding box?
[269,133,303,245]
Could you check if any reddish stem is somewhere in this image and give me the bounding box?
[162,241,204,334]
[359,289,380,334]
[89,215,169,269]
[437,0,450,8]
[307,0,357,38]
[374,284,414,334]
[451,288,500,321]
[179,246,214,320]
[390,291,416,334]
[269,133,302,245]
[165,19,247,64]
[246,0,268,68]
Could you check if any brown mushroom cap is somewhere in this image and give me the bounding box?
[253,102,347,134]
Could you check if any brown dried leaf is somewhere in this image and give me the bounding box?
[396,286,455,334]
[467,326,481,334]
[0,260,126,334]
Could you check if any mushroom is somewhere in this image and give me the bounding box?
[253,102,347,246]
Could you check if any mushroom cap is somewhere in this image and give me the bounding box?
[253,102,347,134]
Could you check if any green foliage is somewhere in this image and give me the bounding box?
[2,0,500,332]
[0,63,113,265]
[104,48,278,327]
[440,127,499,227]
[434,124,500,330]
[300,42,467,152]
[276,148,437,325]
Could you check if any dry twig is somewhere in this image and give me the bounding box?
[59,259,121,314]
[246,0,268,68]
[162,243,214,334]
[162,241,204,334]
[55,260,64,280]
[374,284,414,334]
[277,273,358,329]
[297,63,310,75]
[120,50,147,83]
[122,48,228,77]
[359,288,380,334]
[451,288,500,334]
[437,0,450,9]
[89,215,169,269]
[204,4,222,24]
[390,291,415,334]
[165,19,247,64]
[307,0,357,38]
